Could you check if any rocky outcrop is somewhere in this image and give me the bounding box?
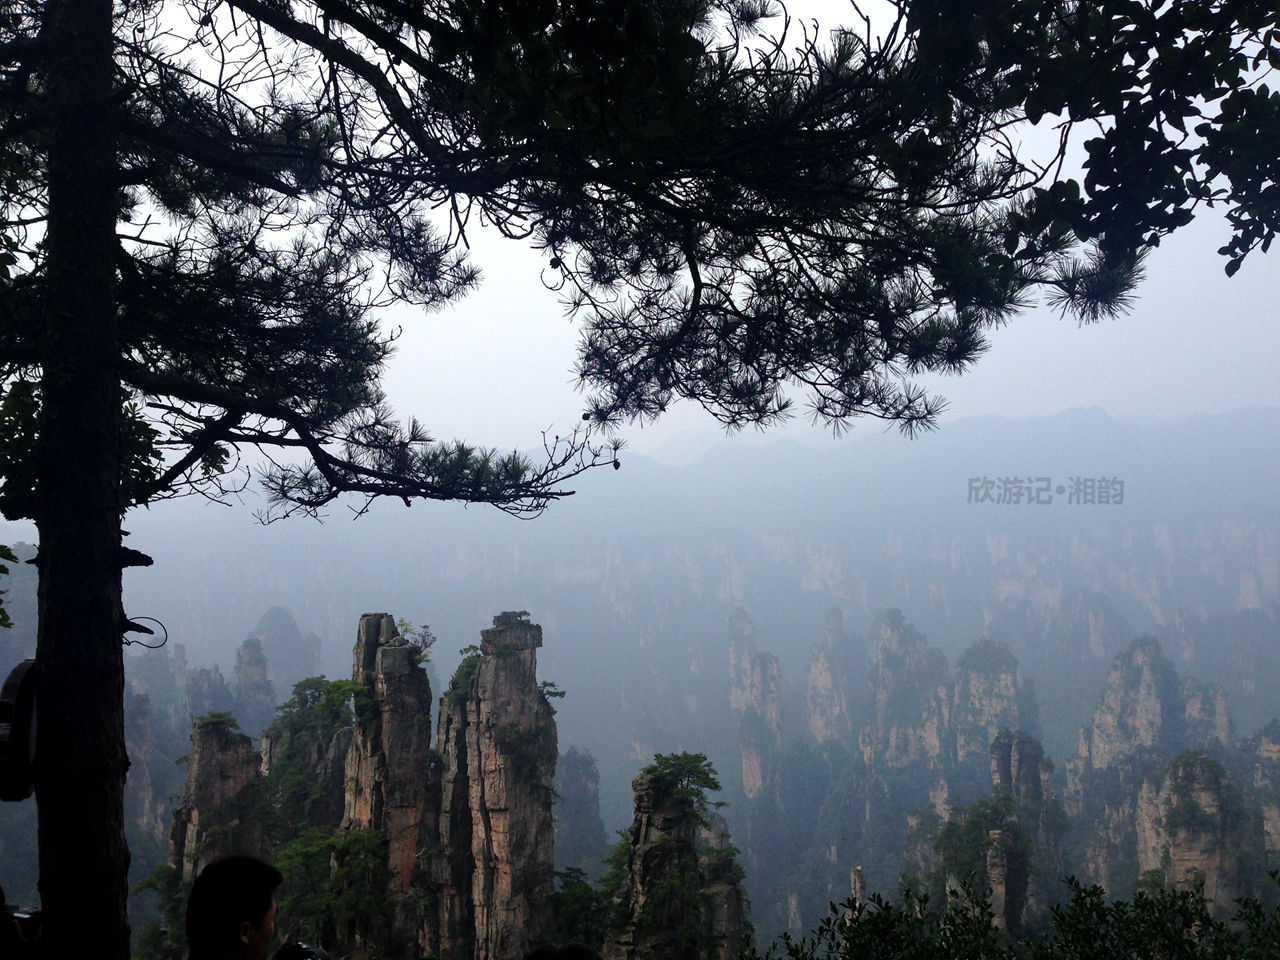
[984,825,1027,931]
[805,611,858,745]
[169,714,264,879]
[953,639,1032,765]
[1181,679,1233,748]
[342,613,438,949]
[183,663,234,720]
[462,613,558,960]
[124,690,189,868]
[699,816,749,960]
[1067,637,1237,810]
[602,768,750,960]
[1242,720,1280,861]
[168,611,561,960]
[554,746,610,879]
[1147,751,1265,907]
[436,679,476,960]
[859,610,951,769]
[260,716,352,829]
[1064,636,1260,899]
[604,771,704,960]
[247,606,322,698]
[989,733,1064,922]
[1073,637,1185,777]
[728,611,782,798]
[233,637,276,736]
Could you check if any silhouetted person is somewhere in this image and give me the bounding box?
[186,856,283,960]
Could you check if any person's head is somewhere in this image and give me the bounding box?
[186,856,283,960]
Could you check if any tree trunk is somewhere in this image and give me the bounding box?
[35,1,129,959]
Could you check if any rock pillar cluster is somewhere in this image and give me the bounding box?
[168,611,559,960]
[1064,636,1268,905]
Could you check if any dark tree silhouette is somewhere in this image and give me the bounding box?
[0,2,1277,958]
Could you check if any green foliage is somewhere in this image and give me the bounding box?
[130,864,186,960]
[0,542,15,629]
[256,677,370,834]
[276,676,370,732]
[750,877,1280,960]
[600,830,633,914]
[552,867,610,950]
[637,835,713,959]
[446,648,484,708]
[540,679,567,700]
[493,722,554,780]
[0,380,165,523]
[929,792,1033,921]
[395,618,437,665]
[753,883,1007,960]
[700,835,746,885]
[193,709,241,734]
[276,827,391,949]
[1031,878,1279,960]
[642,752,723,821]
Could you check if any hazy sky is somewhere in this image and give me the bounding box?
[378,200,1279,465]
[369,1,1279,464]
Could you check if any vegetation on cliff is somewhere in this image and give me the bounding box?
[750,879,1280,960]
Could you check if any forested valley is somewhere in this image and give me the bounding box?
[2,410,1277,958]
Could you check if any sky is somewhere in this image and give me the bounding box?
[367,1,1279,466]
[377,197,1279,467]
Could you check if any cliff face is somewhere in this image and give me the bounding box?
[343,613,438,949]
[805,611,858,745]
[728,611,782,799]
[989,733,1064,925]
[604,771,703,960]
[953,639,1030,765]
[1064,636,1268,903]
[435,677,475,959]
[233,637,276,736]
[602,773,749,960]
[169,717,264,880]
[554,747,610,878]
[464,614,558,960]
[1149,751,1265,906]
[1075,636,1184,776]
[1244,721,1280,861]
[860,610,951,769]
[168,611,560,960]
[260,715,351,830]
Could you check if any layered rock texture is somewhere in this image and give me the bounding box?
[1066,636,1271,905]
[168,612,559,960]
[342,613,437,950]
[1146,751,1264,904]
[602,770,749,960]
[733,610,1046,936]
[987,732,1064,926]
[169,713,264,880]
[859,610,952,770]
[728,610,782,799]
[805,611,859,745]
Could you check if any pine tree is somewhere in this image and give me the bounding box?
[1,3,1277,958]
